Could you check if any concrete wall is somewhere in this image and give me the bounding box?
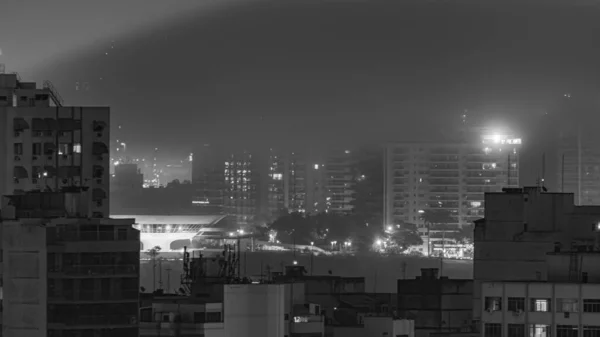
[2,221,47,337]
[223,284,287,337]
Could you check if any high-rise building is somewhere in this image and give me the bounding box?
[191,144,226,214]
[266,149,312,214]
[224,150,259,226]
[324,149,356,215]
[556,128,600,205]
[384,125,521,228]
[0,72,110,217]
[1,191,140,337]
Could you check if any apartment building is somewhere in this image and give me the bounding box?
[473,186,600,325]
[397,268,473,337]
[384,134,521,228]
[1,191,140,337]
[480,250,600,337]
[325,150,356,215]
[0,72,110,217]
[140,283,324,337]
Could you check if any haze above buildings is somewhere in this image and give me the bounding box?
[3,1,600,184]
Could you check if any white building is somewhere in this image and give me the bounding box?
[481,281,600,337]
[384,134,521,228]
[110,215,228,252]
[0,191,140,337]
[0,72,110,217]
[140,283,325,337]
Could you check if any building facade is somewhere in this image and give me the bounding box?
[140,283,324,337]
[384,134,521,228]
[397,268,473,337]
[473,186,600,325]
[324,150,356,215]
[1,191,140,337]
[0,73,110,217]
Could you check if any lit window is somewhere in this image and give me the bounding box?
[73,143,82,153]
[530,299,551,312]
[314,164,319,170]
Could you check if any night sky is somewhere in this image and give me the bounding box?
[2,0,600,185]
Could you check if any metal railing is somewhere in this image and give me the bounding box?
[52,315,137,326]
[49,289,139,302]
[51,264,138,276]
[43,80,64,107]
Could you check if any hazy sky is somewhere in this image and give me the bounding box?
[2,0,600,184]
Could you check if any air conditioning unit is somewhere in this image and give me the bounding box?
[47,156,52,160]
[96,179,103,184]
[33,156,38,160]
[96,133,102,137]
[486,308,494,313]
[62,179,68,184]
[32,178,38,184]
[564,312,570,318]
[14,156,20,161]
[13,131,20,137]
[62,155,68,159]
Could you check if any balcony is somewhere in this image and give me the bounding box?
[48,289,139,302]
[49,229,139,243]
[49,315,137,327]
[49,264,138,277]
[140,321,225,335]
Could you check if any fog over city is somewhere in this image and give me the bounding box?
[2,1,600,336]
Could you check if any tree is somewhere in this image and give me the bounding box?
[269,212,313,244]
[449,224,474,243]
[166,179,181,188]
[145,246,162,292]
[388,223,423,251]
[421,209,455,228]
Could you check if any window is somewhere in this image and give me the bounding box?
[193,312,206,323]
[58,143,72,155]
[584,300,600,313]
[485,297,502,311]
[508,324,525,337]
[584,326,600,337]
[13,143,23,155]
[206,312,221,323]
[530,299,551,312]
[557,325,578,337]
[508,297,525,312]
[485,323,502,337]
[32,143,42,156]
[73,143,82,153]
[530,324,551,337]
[557,299,579,313]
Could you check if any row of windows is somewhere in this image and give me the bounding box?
[486,297,600,313]
[14,142,82,156]
[485,324,600,337]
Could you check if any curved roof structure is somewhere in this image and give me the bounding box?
[111,214,230,251]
